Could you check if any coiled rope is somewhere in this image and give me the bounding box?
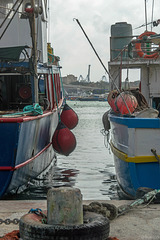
[3,103,43,117]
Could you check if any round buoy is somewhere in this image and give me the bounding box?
[52,122,76,156]
[19,85,32,99]
[107,90,119,113]
[19,210,110,240]
[115,92,138,114]
[60,104,78,129]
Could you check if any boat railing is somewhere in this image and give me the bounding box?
[110,34,160,63]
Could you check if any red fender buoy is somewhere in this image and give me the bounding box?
[115,92,138,114]
[60,104,78,130]
[107,90,119,113]
[52,122,76,156]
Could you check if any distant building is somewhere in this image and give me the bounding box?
[62,74,77,84]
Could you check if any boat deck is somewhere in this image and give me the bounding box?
[0,199,159,239]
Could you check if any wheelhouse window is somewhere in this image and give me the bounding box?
[0,0,13,19]
[38,74,49,110]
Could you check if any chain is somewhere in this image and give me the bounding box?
[0,218,19,225]
[0,208,48,225]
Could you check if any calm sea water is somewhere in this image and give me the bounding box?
[5,101,118,200]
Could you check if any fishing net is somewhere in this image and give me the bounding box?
[1,230,20,240]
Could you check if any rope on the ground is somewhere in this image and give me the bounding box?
[118,189,160,216]
[83,201,118,220]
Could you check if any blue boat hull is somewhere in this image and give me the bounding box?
[0,1,67,198]
[0,111,58,197]
[114,155,160,199]
[109,114,160,199]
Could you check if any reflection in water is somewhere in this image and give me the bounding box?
[4,101,118,200]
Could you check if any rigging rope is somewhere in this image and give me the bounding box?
[134,19,160,30]
[0,0,23,40]
[74,18,132,115]
[134,21,152,30]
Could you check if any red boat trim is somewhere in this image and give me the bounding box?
[0,111,54,123]
[0,142,52,171]
[0,118,24,123]
[0,166,13,171]
[23,111,54,122]
[0,96,63,123]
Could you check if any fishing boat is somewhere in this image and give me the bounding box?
[103,20,160,199]
[0,0,77,198]
[78,95,107,101]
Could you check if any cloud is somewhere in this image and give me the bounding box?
[49,0,160,82]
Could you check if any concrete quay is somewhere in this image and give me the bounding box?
[0,199,160,240]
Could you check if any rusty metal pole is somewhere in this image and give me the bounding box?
[31,0,39,103]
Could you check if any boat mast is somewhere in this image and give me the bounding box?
[144,0,148,31]
[31,0,38,103]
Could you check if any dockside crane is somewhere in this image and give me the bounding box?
[86,64,91,82]
[78,65,91,82]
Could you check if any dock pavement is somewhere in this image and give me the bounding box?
[0,199,160,240]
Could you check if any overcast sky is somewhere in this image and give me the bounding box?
[49,0,160,82]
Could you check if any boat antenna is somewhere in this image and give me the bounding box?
[73,18,132,114]
[144,0,148,31]
[48,0,50,42]
[151,0,154,31]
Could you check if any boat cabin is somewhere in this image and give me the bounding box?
[0,1,60,113]
[109,22,160,111]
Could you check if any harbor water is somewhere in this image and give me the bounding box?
[4,101,117,200]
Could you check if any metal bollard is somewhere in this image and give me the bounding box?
[47,187,83,225]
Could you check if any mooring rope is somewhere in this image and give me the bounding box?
[3,104,43,117]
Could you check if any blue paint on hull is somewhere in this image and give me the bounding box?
[0,123,19,196]
[0,172,14,197]
[110,114,160,199]
[109,114,160,128]
[0,112,58,198]
[115,156,160,199]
